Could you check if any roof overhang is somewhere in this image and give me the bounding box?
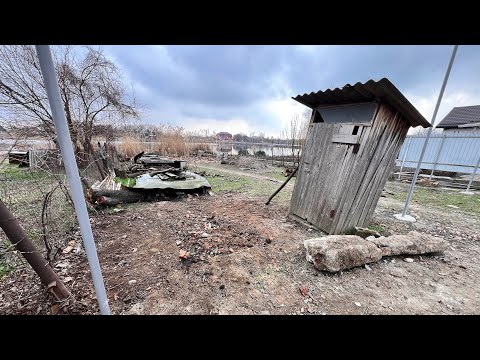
[458,122,480,128]
[292,78,431,128]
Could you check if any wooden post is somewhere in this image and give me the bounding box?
[265,167,298,205]
[0,199,71,302]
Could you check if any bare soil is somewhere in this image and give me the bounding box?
[1,181,479,315]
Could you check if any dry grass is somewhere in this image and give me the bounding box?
[188,143,212,154]
[118,136,144,158]
[116,126,213,158]
[156,125,188,157]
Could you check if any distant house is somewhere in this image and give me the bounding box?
[437,105,480,134]
[216,132,233,141]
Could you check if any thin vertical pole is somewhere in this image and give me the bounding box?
[35,45,111,315]
[429,135,446,179]
[399,45,458,219]
[465,153,480,192]
[398,137,412,180]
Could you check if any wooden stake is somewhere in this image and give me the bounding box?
[265,167,298,205]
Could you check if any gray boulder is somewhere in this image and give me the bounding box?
[304,235,383,273]
[367,231,448,256]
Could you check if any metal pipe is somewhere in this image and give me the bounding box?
[0,199,71,302]
[35,45,111,315]
[465,153,480,192]
[400,45,459,218]
[429,135,446,179]
[398,137,412,180]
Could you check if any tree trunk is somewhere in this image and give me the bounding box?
[84,138,106,180]
[87,188,145,205]
[0,199,71,302]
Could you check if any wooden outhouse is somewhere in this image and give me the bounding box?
[289,78,430,234]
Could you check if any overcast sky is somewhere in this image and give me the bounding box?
[103,45,480,137]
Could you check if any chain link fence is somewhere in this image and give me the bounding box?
[0,147,108,271]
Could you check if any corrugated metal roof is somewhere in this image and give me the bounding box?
[437,105,480,128]
[292,78,431,128]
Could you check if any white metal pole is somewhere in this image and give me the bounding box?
[461,153,480,194]
[35,45,111,315]
[398,137,412,180]
[395,45,458,222]
[429,134,446,179]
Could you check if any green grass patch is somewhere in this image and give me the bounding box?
[0,163,46,181]
[114,177,136,187]
[368,225,385,233]
[0,264,14,279]
[198,167,293,205]
[268,167,291,181]
[26,228,42,242]
[391,184,480,216]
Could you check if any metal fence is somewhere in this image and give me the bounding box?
[395,133,480,176]
[0,148,109,265]
[0,152,79,260]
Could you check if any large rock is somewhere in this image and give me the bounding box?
[367,231,448,256]
[304,235,383,273]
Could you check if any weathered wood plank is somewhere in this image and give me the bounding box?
[328,107,386,233]
[291,123,333,220]
[289,123,319,217]
[344,104,399,229]
[314,142,351,231]
[304,125,337,223]
[332,134,360,144]
[344,105,409,231]
[357,121,409,226]
[331,124,373,232]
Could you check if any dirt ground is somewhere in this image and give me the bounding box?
[1,177,479,315]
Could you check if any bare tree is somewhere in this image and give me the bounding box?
[284,112,310,167]
[0,45,138,178]
[286,114,299,166]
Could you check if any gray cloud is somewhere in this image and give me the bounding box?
[103,45,480,135]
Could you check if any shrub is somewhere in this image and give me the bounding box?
[255,150,266,158]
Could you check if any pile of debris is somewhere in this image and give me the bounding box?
[416,178,439,187]
[88,152,211,207]
[283,166,297,177]
[394,172,480,190]
[114,152,188,180]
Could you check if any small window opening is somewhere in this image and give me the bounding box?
[313,109,324,123]
[352,126,359,135]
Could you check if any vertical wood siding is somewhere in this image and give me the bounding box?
[289,103,410,234]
